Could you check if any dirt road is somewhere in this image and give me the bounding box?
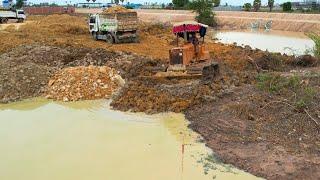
[76,8,320,32]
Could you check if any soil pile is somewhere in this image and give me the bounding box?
[102,6,131,14]
[0,44,159,103]
[46,66,124,101]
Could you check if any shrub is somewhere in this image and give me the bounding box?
[243,3,252,11]
[189,0,217,27]
[282,2,292,12]
[307,33,320,59]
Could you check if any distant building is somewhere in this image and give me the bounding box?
[292,0,320,9]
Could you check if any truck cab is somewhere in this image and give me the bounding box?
[16,9,26,22]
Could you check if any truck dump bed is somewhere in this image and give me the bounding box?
[0,10,16,18]
[100,12,138,31]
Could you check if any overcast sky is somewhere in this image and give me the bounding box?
[10,0,306,6]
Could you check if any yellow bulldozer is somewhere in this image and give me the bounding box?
[155,21,219,80]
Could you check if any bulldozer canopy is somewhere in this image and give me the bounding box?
[172,21,208,34]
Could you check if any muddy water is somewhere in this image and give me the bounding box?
[0,99,260,180]
[213,30,315,56]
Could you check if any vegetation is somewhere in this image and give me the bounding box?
[282,2,292,12]
[213,0,220,7]
[15,0,24,9]
[253,0,261,12]
[172,0,189,8]
[307,33,320,59]
[189,0,216,27]
[243,3,252,11]
[256,73,317,110]
[268,0,274,12]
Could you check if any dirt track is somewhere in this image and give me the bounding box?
[76,8,320,32]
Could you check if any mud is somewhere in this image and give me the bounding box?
[186,84,320,180]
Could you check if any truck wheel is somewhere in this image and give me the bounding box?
[17,18,23,23]
[92,32,98,40]
[106,34,114,44]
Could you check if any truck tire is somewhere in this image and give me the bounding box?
[17,18,23,23]
[92,32,98,40]
[106,34,114,44]
[0,18,8,24]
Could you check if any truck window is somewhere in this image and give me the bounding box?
[90,17,96,24]
[18,11,25,14]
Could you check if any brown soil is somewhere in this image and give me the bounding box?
[46,66,124,101]
[186,83,320,179]
[0,44,158,103]
[101,6,132,14]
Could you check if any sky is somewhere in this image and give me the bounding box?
[5,0,306,6]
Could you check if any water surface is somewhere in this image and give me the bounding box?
[0,99,260,180]
[213,30,315,56]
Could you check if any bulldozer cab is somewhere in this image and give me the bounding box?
[170,21,210,66]
[173,21,208,45]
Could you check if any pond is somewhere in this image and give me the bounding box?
[0,99,260,180]
[212,30,315,56]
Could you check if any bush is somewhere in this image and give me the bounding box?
[307,33,320,59]
[282,2,292,12]
[189,0,216,27]
[243,3,252,11]
[256,73,317,109]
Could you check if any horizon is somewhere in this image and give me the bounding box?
[3,0,308,6]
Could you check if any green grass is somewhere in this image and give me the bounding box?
[307,33,320,59]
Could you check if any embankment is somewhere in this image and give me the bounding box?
[76,8,320,33]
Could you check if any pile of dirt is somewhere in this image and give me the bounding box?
[0,44,160,103]
[102,6,131,14]
[46,66,124,101]
[111,65,254,113]
[0,61,53,103]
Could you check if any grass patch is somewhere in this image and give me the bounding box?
[256,73,317,109]
[307,33,320,59]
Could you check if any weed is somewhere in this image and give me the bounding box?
[307,33,320,59]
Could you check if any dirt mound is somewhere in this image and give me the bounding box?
[102,6,131,14]
[0,44,155,103]
[22,14,88,35]
[46,66,124,101]
[0,61,53,103]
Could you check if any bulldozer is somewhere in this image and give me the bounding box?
[154,21,219,80]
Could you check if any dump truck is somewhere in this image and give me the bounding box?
[88,11,139,44]
[0,9,26,23]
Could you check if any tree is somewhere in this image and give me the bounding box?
[282,2,292,12]
[172,0,189,8]
[114,0,120,5]
[243,3,252,11]
[253,0,261,12]
[189,0,216,27]
[268,0,274,12]
[120,0,124,4]
[16,0,24,9]
[213,0,220,7]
